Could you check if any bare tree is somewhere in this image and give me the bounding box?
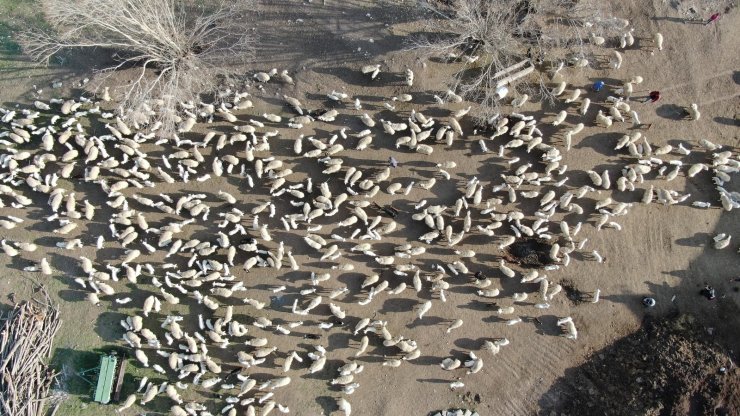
[413,0,625,121]
[19,0,257,137]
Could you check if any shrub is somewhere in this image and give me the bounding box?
[19,0,257,137]
[414,0,624,121]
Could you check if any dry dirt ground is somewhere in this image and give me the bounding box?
[0,1,739,416]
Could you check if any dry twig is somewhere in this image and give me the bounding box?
[0,289,62,416]
[413,0,624,120]
[19,0,257,138]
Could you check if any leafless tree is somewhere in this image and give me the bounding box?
[413,0,625,121]
[19,0,257,137]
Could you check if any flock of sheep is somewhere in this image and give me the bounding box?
[0,15,737,416]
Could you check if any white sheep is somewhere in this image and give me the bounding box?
[337,398,352,415]
[687,103,700,121]
[654,32,663,51]
[595,110,613,128]
[610,50,623,69]
[713,234,731,249]
[440,357,461,370]
[416,300,432,320]
[405,68,414,87]
[552,110,567,126]
[592,289,601,303]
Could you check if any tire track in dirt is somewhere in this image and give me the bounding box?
[484,333,577,415]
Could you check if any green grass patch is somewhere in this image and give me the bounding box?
[0,22,20,55]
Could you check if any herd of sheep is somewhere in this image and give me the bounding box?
[0,15,737,416]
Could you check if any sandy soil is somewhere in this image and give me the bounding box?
[0,1,738,416]
[541,314,739,416]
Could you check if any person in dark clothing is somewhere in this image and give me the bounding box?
[700,285,716,300]
[648,91,661,103]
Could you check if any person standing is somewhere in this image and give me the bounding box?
[706,13,721,25]
[388,156,398,168]
[647,90,661,103]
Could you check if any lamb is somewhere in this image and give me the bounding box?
[0,240,18,257]
[551,81,567,96]
[477,289,500,298]
[116,393,137,412]
[610,50,623,69]
[498,235,516,249]
[557,316,578,339]
[254,71,272,82]
[596,110,613,128]
[170,406,188,416]
[654,32,664,51]
[283,95,303,115]
[573,97,589,117]
[440,357,461,370]
[564,88,582,104]
[512,292,528,302]
[498,260,516,278]
[135,349,149,367]
[446,319,463,333]
[552,110,567,126]
[464,352,483,374]
[688,163,707,178]
[337,398,352,415]
[482,338,509,355]
[361,64,381,79]
[416,300,432,321]
[713,234,731,249]
[687,103,700,121]
[405,68,414,87]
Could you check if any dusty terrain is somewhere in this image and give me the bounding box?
[0,1,738,416]
[541,314,739,416]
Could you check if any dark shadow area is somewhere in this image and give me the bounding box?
[651,16,705,24]
[538,314,739,416]
[656,103,689,120]
[253,0,425,70]
[504,237,554,268]
[315,395,336,415]
[713,116,738,127]
[50,346,131,401]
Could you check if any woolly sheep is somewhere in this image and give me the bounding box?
[654,32,663,50]
[687,103,700,121]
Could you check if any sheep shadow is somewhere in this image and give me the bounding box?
[417,378,451,384]
[94,311,128,342]
[674,232,712,248]
[655,104,687,121]
[651,16,704,24]
[713,116,738,127]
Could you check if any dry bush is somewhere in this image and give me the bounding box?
[19,0,257,138]
[414,0,625,121]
